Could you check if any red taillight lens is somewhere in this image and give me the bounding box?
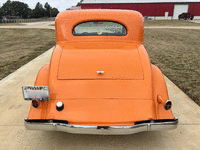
[32,100,39,108]
[164,100,172,110]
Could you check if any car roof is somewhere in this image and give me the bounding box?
[55,10,144,44]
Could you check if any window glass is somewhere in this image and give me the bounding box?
[73,21,127,36]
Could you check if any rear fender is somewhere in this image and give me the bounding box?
[27,65,50,120]
[151,65,174,119]
[34,65,49,86]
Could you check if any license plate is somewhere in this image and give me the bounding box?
[22,86,50,100]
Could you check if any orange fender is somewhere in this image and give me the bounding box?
[34,65,49,86]
[151,65,174,119]
[27,65,50,120]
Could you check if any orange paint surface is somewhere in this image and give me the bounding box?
[28,10,176,126]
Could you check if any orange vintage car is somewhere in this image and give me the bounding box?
[22,10,178,135]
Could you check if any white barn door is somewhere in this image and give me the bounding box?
[173,5,189,19]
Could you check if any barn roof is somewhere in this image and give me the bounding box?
[82,0,200,3]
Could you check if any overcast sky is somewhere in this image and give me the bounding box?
[0,0,80,11]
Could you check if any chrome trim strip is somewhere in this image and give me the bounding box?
[24,117,178,135]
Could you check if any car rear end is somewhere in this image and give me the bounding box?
[23,10,178,135]
[23,42,178,134]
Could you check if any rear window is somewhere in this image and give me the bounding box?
[73,21,127,36]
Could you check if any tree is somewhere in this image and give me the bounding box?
[11,1,30,18]
[0,1,59,19]
[44,2,52,17]
[0,10,3,19]
[0,0,12,16]
[32,2,45,18]
[51,8,59,17]
[26,8,33,18]
[0,0,31,18]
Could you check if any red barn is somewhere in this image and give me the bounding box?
[81,0,200,19]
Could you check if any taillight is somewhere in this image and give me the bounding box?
[32,100,39,108]
[157,95,172,110]
[164,100,172,110]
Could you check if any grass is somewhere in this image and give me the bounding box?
[144,28,200,105]
[0,28,56,80]
[144,20,200,26]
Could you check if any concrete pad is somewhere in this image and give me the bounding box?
[21,21,55,26]
[0,47,54,127]
[165,76,200,125]
[0,125,199,149]
[0,22,200,149]
[0,126,25,149]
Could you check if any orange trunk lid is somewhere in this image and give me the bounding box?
[58,49,144,80]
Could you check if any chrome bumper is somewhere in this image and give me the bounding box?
[24,117,178,135]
